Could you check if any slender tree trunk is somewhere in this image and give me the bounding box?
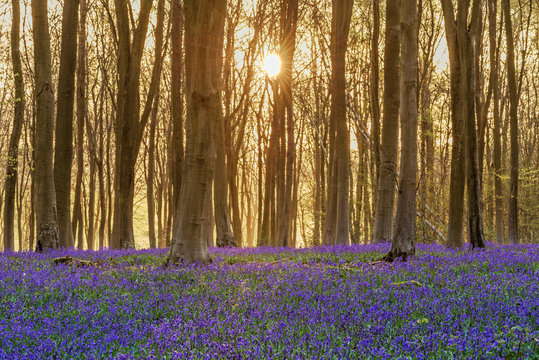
[458,0,485,249]
[370,0,381,213]
[325,0,354,246]
[387,0,418,261]
[167,0,226,264]
[372,0,401,243]
[72,0,88,250]
[489,0,504,243]
[170,0,184,246]
[3,0,25,251]
[214,97,235,247]
[54,0,79,248]
[502,0,519,244]
[277,0,299,247]
[32,0,59,251]
[441,0,466,248]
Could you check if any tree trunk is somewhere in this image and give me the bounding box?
[72,0,88,250]
[325,0,354,246]
[32,0,59,251]
[386,0,418,261]
[3,0,25,251]
[370,0,381,214]
[372,0,401,243]
[111,0,154,249]
[277,0,299,247]
[502,0,519,244]
[441,0,465,248]
[167,0,226,264]
[458,0,485,249]
[170,0,184,246]
[54,0,79,248]
[488,0,504,243]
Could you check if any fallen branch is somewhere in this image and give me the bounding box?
[52,256,101,268]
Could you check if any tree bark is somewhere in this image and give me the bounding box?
[167,0,226,264]
[3,0,25,251]
[54,0,79,248]
[372,0,401,243]
[502,0,519,244]
[32,0,59,251]
[386,0,418,261]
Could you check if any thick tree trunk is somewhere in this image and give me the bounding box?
[372,0,401,243]
[54,0,79,248]
[167,0,226,264]
[503,0,519,244]
[32,0,59,251]
[387,0,418,261]
[3,0,25,251]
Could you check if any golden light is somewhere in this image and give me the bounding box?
[263,54,281,78]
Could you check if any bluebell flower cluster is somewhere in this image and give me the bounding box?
[0,243,537,359]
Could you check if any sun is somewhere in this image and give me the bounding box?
[263,54,281,77]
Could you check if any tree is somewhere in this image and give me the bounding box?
[503,0,519,244]
[111,0,154,249]
[54,0,80,248]
[170,0,185,248]
[323,0,354,246]
[372,0,400,243]
[32,0,58,251]
[3,0,25,251]
[166,0,227,264]
[488,0,504,243]
[386,0,418,260]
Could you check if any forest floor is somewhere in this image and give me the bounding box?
[0,243,538,359]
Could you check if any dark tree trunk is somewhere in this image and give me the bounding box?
[3,0,25,251]
[503,0,519,244]
[373,0,401,243]
[32,0,59,251]
[54,0,79,248]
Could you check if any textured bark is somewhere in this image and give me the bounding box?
[54,0,79,248]
[372,0,401,243]
[32,0,58,251]
[489,0,504,243]
[167,0,226,264]
[3,0,25,251]
[441,0,465,248]
[503,0,519,244]
[386,0,418,261]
